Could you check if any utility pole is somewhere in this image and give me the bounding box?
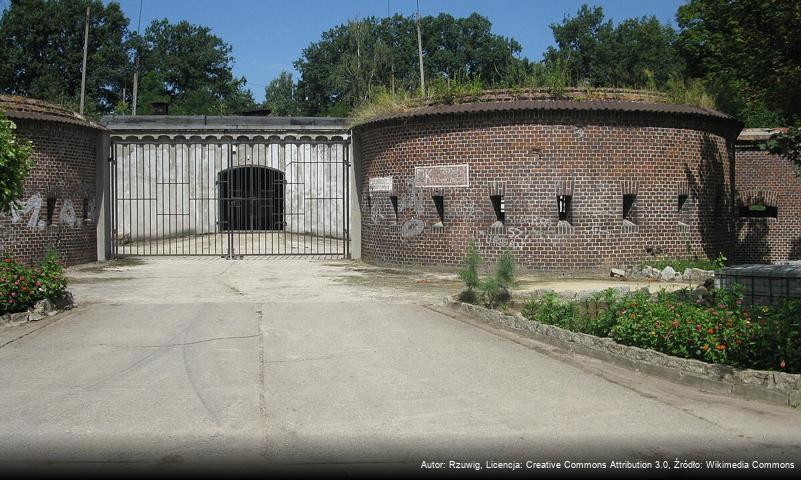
[79,6,90,116]
[131,0,143,115]
[416,0,425,97]
[388,0,395,95]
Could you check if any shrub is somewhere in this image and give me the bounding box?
[520,285,801,373]
[746,301,801,372]
[521,288,625,337]
[609,290,757,365]
[0,111,34,213]
[495,250,516,290]
[458,240,482,298]
[478,250,517,308]
[0,250,68,315]
[521,292,583,330]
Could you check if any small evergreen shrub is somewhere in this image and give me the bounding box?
[458,240,482,304]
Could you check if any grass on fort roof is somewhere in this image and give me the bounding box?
[350,73,716,126]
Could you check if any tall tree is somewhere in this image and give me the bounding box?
[294,13,529,116]
[544,5,684,88]
[132,19,254,115]
[677,0,801,126]
[0,0,131,115]
[263,71,303,116]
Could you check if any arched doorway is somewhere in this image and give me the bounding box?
[218,166,285,231]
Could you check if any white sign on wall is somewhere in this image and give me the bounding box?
[414,164,470,188]
[369,176,394,192]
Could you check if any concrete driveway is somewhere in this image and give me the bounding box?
[0,257,799,474]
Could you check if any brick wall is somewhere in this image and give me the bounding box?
[735,145,801,263]
[356,110,739,273]
[0,118,101,266]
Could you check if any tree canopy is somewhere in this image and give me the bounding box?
[0,0,130,115]
[292,13,529,116]
[263,71,303,116]
[131,19,254,115]
[544,5,685,89]
[0,0,799,127]
[0,0,254,117]
[677,0,801,126]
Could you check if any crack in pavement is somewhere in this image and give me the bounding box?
[97,334,260,349]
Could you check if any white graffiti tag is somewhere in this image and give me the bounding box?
[59,199,79,227]
[10,193,46,229]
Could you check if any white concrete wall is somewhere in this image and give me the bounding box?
[113,142,346,241]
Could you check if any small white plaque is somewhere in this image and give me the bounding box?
[369,176,393,192]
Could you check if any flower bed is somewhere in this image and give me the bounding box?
[1,251,68,316]
[520,288,800,374]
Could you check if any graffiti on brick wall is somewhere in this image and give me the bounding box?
[400,219,425,238]
[59,199,79,227]
[398,177,425,216]
[451,200,483,222]
[10,193,46,229]
[86,195,96,222]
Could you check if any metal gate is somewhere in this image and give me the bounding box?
[110,139,350,257]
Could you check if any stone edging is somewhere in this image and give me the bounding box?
[0,293,75,329]
[444,297,801,408]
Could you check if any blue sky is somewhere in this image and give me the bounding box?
[111,0,686,102]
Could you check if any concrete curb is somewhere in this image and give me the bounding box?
[0,294,75,329]
[444,297,801,409]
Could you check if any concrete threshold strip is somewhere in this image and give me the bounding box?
[433,298,801,409]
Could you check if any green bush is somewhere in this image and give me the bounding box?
[457,244,518,308]
[478,249,517,308]
[0,111,34,213]
[610,290,757,365]
[458,240,482,298]
[0,250,68,315]
[521,288,626,337]
[746,301,801,372]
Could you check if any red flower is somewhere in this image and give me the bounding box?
[3,258,11,263]
[696,324,702,332]
[780,360,786,369]
[707,328,715,334]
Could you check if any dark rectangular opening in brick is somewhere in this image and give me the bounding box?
[622,194,637,223]
[390,195,399,221]
[490,195,505,223]
[432,194,445,224]
[558,195,572,222]
[678,193,688,212]
[739,203,778,218]
[45,190,56,226]
[82,196,89,222]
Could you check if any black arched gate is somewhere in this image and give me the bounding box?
[218,166,285,232]
[110,140,349,258]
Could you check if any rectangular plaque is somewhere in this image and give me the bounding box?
[369,176,393,192]
[414,164,469,188]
